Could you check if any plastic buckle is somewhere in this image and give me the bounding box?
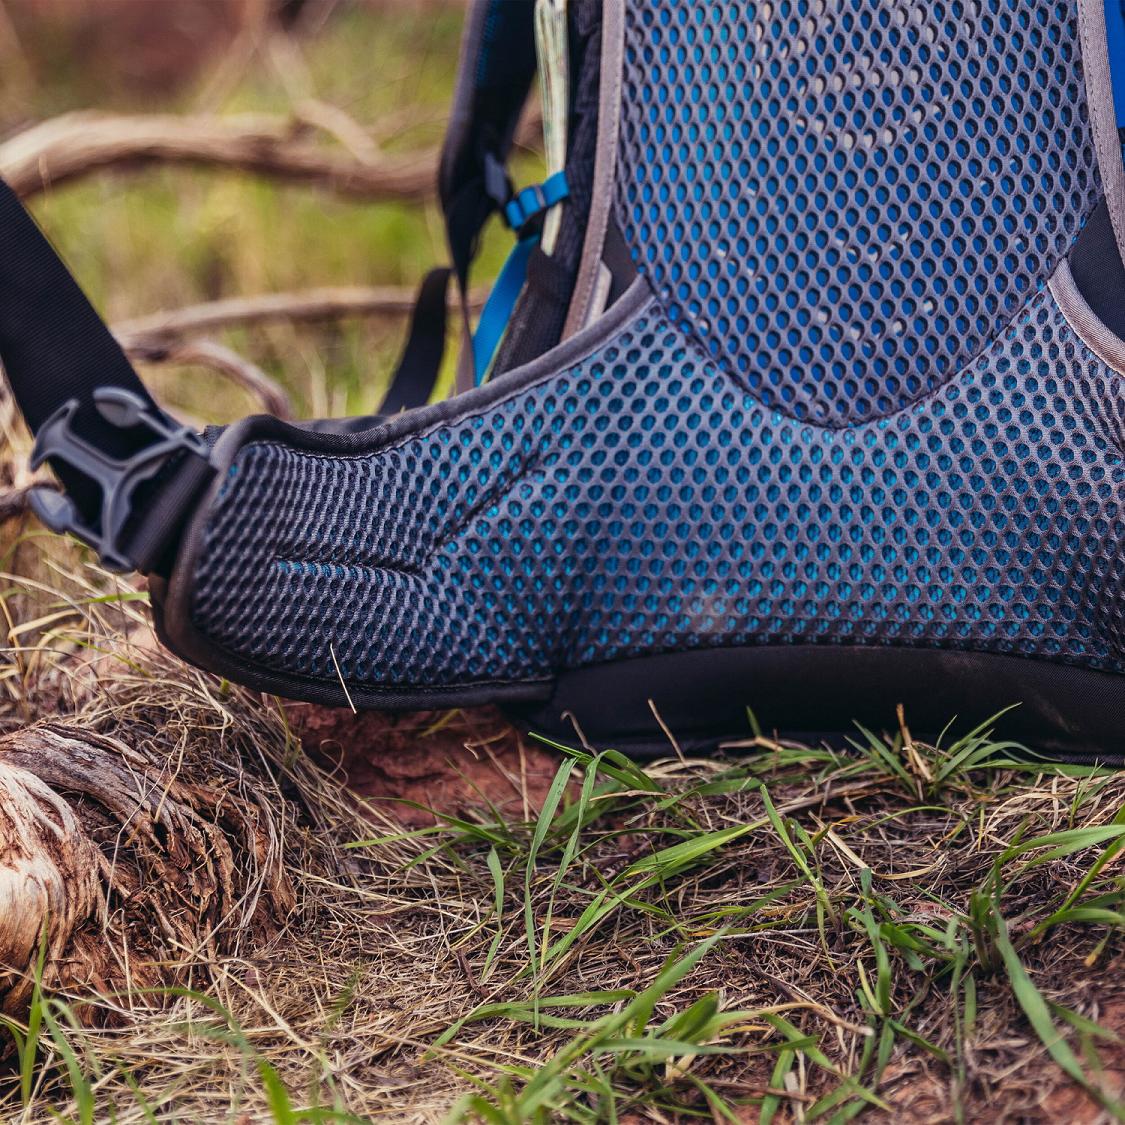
[28,388,212,573]
[502,172,570,233]
[505,184,548,231]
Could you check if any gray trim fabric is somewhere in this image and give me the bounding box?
[562,0,625,339]
[1050,256,1125,376]
[1079,0,1125,269]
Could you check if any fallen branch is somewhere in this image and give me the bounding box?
[123,336,294,420]
[1,99,543,203]
[113,285,487,349]
[114,284,424,343]
[1,110,436,201]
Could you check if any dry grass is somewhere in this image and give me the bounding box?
[1,561,1125,1123]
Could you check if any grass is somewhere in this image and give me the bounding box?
[4,578,1125,1122]
[1,3,1125,1122]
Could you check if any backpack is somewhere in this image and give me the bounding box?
[4,0,1125,760]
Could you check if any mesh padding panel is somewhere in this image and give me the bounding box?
[614,0,1100,424]
[190,290,1125,689]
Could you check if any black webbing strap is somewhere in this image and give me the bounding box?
[378,267,451,416]
[438,0,536,263]
[0,178,213,573]
[0,182,155,499]
[370,1,539,410]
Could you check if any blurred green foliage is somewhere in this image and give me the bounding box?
[11,4,533,424]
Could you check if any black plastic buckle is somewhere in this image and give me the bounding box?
[29,388,211,573]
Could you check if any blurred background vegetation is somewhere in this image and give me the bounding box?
[0,0,530,427]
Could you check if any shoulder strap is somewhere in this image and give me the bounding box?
[349,0,541,410]
[0,182,157,478]
[438,0,538,391]
[0,180,213,572]
[439,0,538,289]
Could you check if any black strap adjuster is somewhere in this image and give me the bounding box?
[29,389,213,573]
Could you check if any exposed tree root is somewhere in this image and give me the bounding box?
[0,721,295,1022]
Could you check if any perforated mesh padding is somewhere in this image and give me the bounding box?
[614,0,1101,425]
[189,290,1125,689]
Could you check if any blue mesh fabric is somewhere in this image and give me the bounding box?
[614,0,1101,424]
[189,289,1125,689]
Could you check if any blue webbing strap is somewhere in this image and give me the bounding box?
[504,171,570,230]
[471,171,569,384]
[472,236,539,384]
[1107,1,1125,135]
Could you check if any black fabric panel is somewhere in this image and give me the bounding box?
[130,451,218,576]
[495,244,574,366]
[601,216,638,307]
[507,646,1125,763]
[0,179,158,517]
[1068,198,1125,342]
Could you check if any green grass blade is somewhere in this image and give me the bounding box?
[994,909,1124,1120]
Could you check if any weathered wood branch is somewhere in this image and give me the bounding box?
[122,336,295,420]
[113,285,424,342]
[0,100,542,203]
[0,110,436,201]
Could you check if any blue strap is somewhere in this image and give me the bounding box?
[472,235,538,384]
[504,170,570,230]
[471,171,570,383]
[1107,1,1125,132]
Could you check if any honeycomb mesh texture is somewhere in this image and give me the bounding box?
[189,289,1125,689]
[614,0,1100,425]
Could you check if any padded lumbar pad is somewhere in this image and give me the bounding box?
[615,0,1099,424]
[172,285,1125,698]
